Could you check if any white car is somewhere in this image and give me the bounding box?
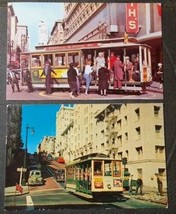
[28,170,44,186]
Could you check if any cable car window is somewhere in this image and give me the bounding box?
[94,161,102,175]
[68,52,79,64]
[55,53,66,66]
[104,161,112,176]
[112,161,121,176]
[44,54,53,66]
[31,55,41,67]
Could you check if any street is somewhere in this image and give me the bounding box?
[4,183,166,211]
[4,160,167,211]
[6,82,163,101]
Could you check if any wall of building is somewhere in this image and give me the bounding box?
[55,103,166,189]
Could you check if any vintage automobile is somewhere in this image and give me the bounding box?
[55,169,65,182]
[28,170,44,186]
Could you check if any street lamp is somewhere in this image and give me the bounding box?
[23,125,35,184]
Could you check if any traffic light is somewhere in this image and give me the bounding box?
[122,157,127,165]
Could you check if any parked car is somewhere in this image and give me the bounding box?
[28,170,44,186]
[55,169,65,182]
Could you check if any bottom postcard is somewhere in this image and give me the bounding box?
[5,103,168,211]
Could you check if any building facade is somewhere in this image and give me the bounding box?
[7,4,29,68]
[61,3,162,75]
[39,136,56,155]
[48,20,64,45]
[55,103,166,188]
[38,21,49,45]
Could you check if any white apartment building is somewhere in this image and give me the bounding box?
[38,21,49,45]
[48,20,64,45]
[17,25,29,52]
[55,103,166,189]
[55,105,74,159]
[40,136,56,155]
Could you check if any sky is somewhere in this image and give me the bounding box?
[21,104,62,154]
[11,2,65,50]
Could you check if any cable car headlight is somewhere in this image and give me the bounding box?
[107,184,111,189]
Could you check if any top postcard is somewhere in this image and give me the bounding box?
[6,2,163,101]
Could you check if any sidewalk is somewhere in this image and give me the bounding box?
[123,186,167,206]
[5,185,29,197]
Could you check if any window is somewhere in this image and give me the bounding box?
[31,55,41,67]
[125,132,128,141]
[117,119,122,130]
[112,161,121,176]
[155,146,165,159]
[104,161,112,176]
[117,152,122,159]
[55,53,66,66]
[68,52,79,64]
[124,116,127,125]
[155,125,162,133]
[136,146,143,159]
[117,135,122,145]
[135,108,140,120]
[44,54,53,66]
[154,106,161,118]
[135,127,141,140]
[94,161,102,175]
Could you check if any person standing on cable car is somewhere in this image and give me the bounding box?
[124,56,133,82]
[41,60,56,94]
[108,52,116,85]
[94,52,105,83]
[132,56,140,81]
[113,55,124,90]
[157,63,163,89]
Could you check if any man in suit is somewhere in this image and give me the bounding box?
[41,60,56,94]
[23,69,33,93]
[9,68,20,93]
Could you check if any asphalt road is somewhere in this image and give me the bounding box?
[4,161,166,211]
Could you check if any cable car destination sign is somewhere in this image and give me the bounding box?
[126,3,139,33]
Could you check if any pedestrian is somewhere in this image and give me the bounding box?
[124,56,133,81]
[73,62,81,95]
[132,56,140,81]
[9,68,20,93]
[129,174,134,194]
[157,63,163,89]
[94,52,105,83]
[23,69,33,93]
[135,177,143,195]
[41,60,56,94]
[98,63,109,96]
[155,173,164,196]
[83,59,93,95]
[67,62,78,98]
[113,55,124,89]
[108,52,116,84]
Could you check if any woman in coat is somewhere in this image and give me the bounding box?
[98,63,109,96]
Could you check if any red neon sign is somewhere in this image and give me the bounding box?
[126,3,139,33]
